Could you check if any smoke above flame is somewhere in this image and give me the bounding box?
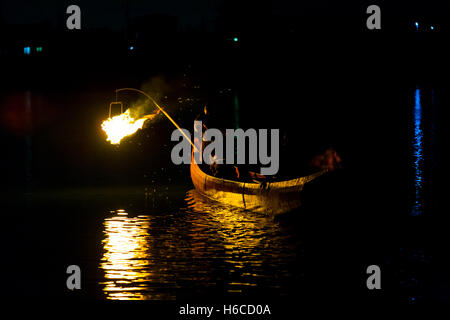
[101,109,159,144]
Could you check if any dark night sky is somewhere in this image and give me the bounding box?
[0,0,228,30]
[0,1,417,29]
[1,0,450,33]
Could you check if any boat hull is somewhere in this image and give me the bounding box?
[190,159,326,215]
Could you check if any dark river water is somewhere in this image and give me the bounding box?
[98,189,300,300]
[0,80,443,305]
[2,184,305,302]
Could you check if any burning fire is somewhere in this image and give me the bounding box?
[101,109,158,144]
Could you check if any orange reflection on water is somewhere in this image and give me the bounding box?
[185,190,272,288]
[100,211,153,300]
[99,193,287,300]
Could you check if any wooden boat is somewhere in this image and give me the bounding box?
[190,157,327,215]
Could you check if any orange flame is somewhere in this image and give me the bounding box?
[101,109,158,144]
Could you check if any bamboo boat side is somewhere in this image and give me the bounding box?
[190,157,326,215]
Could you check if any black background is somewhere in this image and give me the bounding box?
[0,0,447,313]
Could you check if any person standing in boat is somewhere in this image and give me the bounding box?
[195,95,241,180]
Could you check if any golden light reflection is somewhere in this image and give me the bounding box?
[185,190,277,291]
[99,194,286,300]
[100,211,153,300]
[186,190,269,250]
